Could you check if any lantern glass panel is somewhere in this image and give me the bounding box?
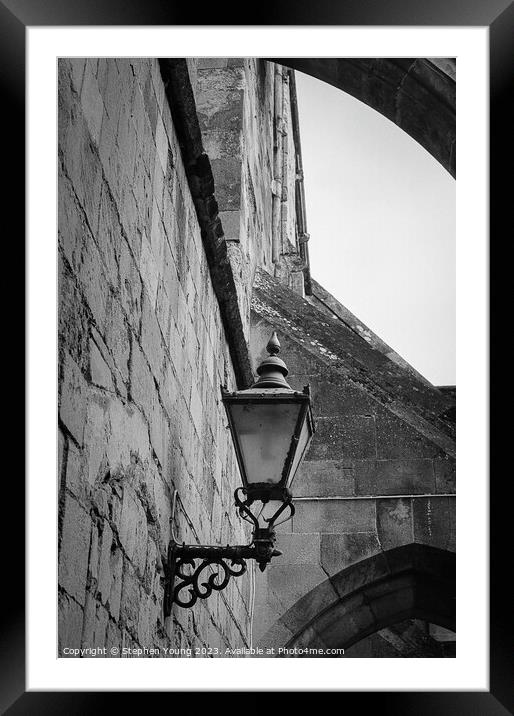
[228,401,303,486]
[287,413,314,489]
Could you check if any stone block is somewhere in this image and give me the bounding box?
[148,400,170,472]
[294,459,355,497]
[293,498,376,534]
[58,254,90,375]
[269,564,338,637]
[219,210,241,241]
[104,300,130,384]
[274,532,321,566]
[363,573,416,626]
[59,494,91,605]
[155,280,171,346]
[58,172,85,272]
[355,459,435,496]
[140,293,166,381]
[105,620,122,656]
[105,397,151,471]
[89,338,116,392]
[118,485,148,573]
[68,58,86,95]
[59,352,87,446]
[120,560,141,633]
[256,620,295,653]
[97,521,123,620]
[289,623,328,652]
[140,232,159,314]
[434,457,456,493]
[58,591,84,655]
[309,591,377,650]
[60,95,103,237]
[308,416,376,460]
[197,59,230,70]
[413,496,453,550]
[118,238,143,333]
[155,114,169,176]
[304,375,373,418]
[96,181,123,286]
[82,591,109,649]
[375,413,443,459]
[83,393,109,487]
[138,592,158,648]
[377,498,413,550]
[330,549,391,600]
[65,442,84,498]
[77,234,110,330]
[320,532,381,576]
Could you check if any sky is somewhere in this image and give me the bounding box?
[295,71,456,386]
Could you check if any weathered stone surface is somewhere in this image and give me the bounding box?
[301,591,377,650]
[59,495,91,605]
[355,459,435,496]
[308,416,377,460]
[59,352,88,445]
[320,532,381,576]
[375,413,444,459]
[59,56,456,659]
[434,457,456,493]
[294,459,355,497]
[329,549,391,600]
[376,498,413,550]
[82,591,109,648]
[89,338,116,392]
[119,485,148,573]
[59,56,256,655]
[281,58,455,176]
[120,560,142,635]
[293,498,376,534]
[300,373,374,417]
[413,497,454,550]
[267,563,338,637]
[58,591,84,655]
[274,532,321,566]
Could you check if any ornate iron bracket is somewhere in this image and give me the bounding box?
[163,488,294,613]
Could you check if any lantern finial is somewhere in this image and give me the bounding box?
[267,331,281,356]
[252,331,291,389]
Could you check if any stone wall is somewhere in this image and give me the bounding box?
[194,59,306,310]
[58,58,255,657]
[250,269,455,649]
[57,56,455,658]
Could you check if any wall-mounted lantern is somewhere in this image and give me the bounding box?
[164,332,315,612]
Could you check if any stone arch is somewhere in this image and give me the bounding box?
[257,544,455,653]
[278,58,456,177]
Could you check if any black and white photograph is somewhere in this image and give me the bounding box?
[57,56,456,659]
[9,6,507,708]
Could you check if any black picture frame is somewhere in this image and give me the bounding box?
[6,0,511,711]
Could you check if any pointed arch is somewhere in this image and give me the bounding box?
[257,544,455,652]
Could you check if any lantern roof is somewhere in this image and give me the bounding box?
[252,331,291,389]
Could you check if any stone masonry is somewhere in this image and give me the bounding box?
[58,58,256,656]
[250,269,455,652]
[58,57,455,658]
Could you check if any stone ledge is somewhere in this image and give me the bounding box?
[159,59,253,389]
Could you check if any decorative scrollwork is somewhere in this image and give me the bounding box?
[163,488,294,613]
[172,555,247,608]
